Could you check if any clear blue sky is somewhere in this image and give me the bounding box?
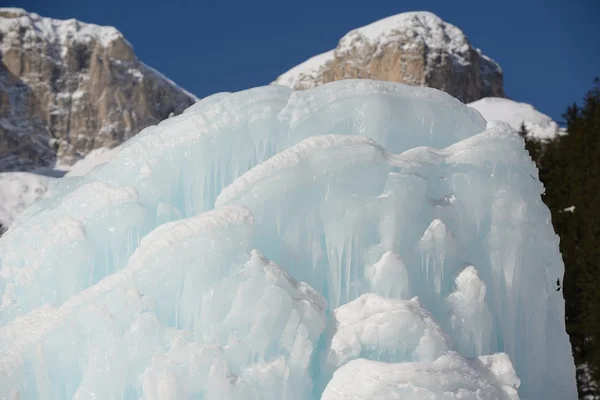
[13,0,600,123]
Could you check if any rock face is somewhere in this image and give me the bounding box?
[0,8,197,171]
[273,12,504,104]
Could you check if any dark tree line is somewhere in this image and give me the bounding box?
[521,78,600,398]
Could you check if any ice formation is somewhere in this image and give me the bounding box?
[0,172,50,230]
[0,80,576,399]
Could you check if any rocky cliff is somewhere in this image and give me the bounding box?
[274,12,505,104]
[0,8,197,171]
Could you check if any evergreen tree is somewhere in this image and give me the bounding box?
[518,121,543,163]
[518,121,528,138]
[535,78,600,398]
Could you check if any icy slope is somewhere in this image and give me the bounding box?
[468,97,565,139]
[0,80,576,399]
[62,145,122,177]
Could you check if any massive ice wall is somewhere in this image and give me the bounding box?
[0,80,576,399]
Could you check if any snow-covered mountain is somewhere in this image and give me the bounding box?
[0,9,564,235]
[0,8,197,172]
[273,11,505,104]
[273,11,563,140]
[468,97,565,139]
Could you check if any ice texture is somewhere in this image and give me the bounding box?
[0,80,576,399]
[322,353,520,400]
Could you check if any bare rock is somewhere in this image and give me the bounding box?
[0,8,197,171]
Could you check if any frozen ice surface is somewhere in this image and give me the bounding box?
[325,294,451,371]
[0,80,576,399]
[0,172,50,230]
[322,353,520,400]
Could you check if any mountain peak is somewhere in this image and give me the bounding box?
[345,11,464,45]
[274,11,504,103]
[0,8,123,49]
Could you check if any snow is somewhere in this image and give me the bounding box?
[468,97,565,139]
[0,7,122,51]
[0,80,576,399]
[275,51,335,88]
[0,147,121,234]
[343,11,469,60]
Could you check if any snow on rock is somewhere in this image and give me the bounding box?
[340,11,472,61]
[0,7,121,50]
[468,97,565,139]
[273,11,504,103]
[0,80,576,399]
[273,51,335,89]
[0,8,196,172]
[275,11,477,86]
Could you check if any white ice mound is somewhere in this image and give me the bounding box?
[326,294,452,369]
[322,353,520,400]
[0,80,576,399]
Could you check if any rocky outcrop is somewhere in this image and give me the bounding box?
[274,12,504,104]
[0,8,197,171]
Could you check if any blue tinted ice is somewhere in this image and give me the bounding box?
[0,80,576,399]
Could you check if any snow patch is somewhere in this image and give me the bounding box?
[0,7,122,50]
[468,97,565,139]
[0,172,50,230]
